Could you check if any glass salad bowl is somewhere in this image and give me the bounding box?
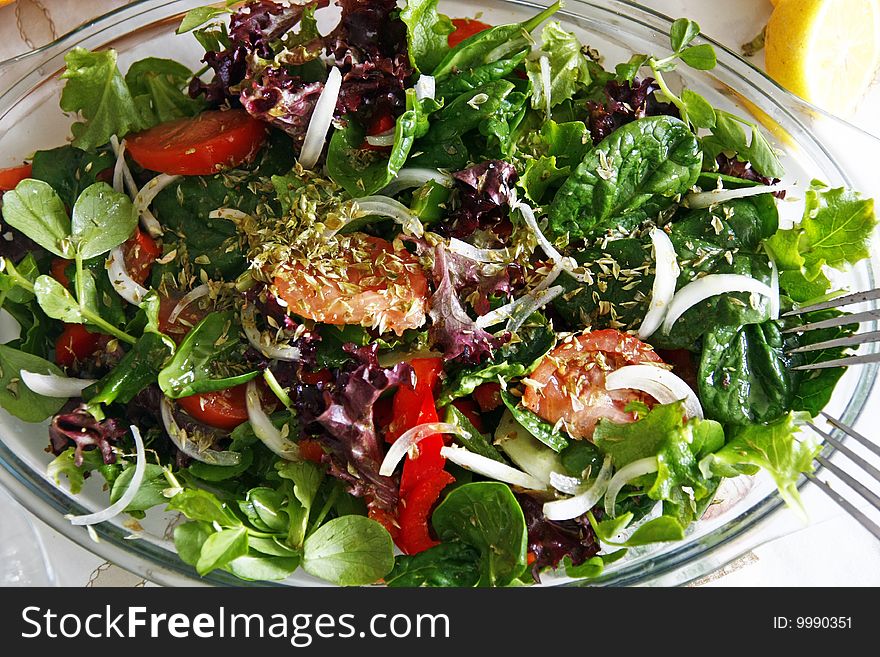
[0,0,878,587]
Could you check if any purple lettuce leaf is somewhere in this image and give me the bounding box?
[442,160,519,239]
[716,154,784,197]
[49,404,128,467]
[428,245,506,364]
[586,77,679,144]
[240,68,324,146]
[295,343,410,512]
[516,492,601,582]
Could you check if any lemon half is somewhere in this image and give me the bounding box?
[765,0,880,116]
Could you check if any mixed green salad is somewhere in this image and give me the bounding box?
[0,0,875,586]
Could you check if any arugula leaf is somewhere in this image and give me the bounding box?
[1,179,72,257]
[60,48,147,150]
[702,412,819,517]
[526,22,593,111]
[400,0,454,73]
[0,344,66,422]
[158,311,259,398]
[547,115,703,241]
[386,542,481,587]
[431,482,527,587]
[301,516,395,585]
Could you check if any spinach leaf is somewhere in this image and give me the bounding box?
[559,440,603,477]
[526,22,593,111]
[0,344,66,422]
[500,389,568,452]
[400,0,454,73]
[84,332,172,407]
[431,482,527,587]
[702,110,784,180]
[31,145,115,209]
[176,6,231,34]
[432,2,560,80]
[125,58,205,125]
[435,51,528,99]
[548,116,702,241]
[327,89,423,197]
[60,48,147,150]
[386,542,481,587]
[1,179,72,257]
[589,513,685,547]
[301,515,394,585]
[444,404,506,463]
[698,321,794,425]
[563,548,626,579]
[158,311,259,398]
[701,412,818,517]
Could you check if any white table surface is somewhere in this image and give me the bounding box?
[1,0,879,587]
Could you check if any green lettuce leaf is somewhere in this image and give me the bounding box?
[526,22,593,111]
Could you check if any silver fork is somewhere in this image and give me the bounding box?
[801,413,880,541]
[782,288,880,370]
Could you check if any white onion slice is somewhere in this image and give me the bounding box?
[543,456,613,521]
[448,238,516,263]
[549,471,586,496]
[209,208,255,222]
[299,66,342,169]
[366,130,396,147]
[105,245,148,306]
[511,195,586,285]
[768,255,780,320]
[134,174,179,237]
[245,381,300,461]
[110,137,162,236]
[685,184,788,210]
[604,457,659,518]
[110,135,126,194]
[440,445,546,490]
[68,425,145,526]
[160,396,242,466]
[638,228,680,339]
[380,168,453,196]
[506,285,565,333]
[20,370,96,398]
[539,55,552,119]
[240,305,301,361]
[379,422,459,477]
[339,195,424,237]
[662,274,774,334]
[605,365,703,419]
[168,284,210,324]
[415,74,435,101]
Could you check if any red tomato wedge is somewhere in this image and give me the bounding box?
[448,18,492,48]
[121,228,162,285]
[274,233,429,337]
[177,384,250,431]
[0,163,32,191]
[50,258,72,289]
[55,324,107,368]
[126,109,267,175]
[522,329,664,440]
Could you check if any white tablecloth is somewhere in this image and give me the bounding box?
[1,0,879,587]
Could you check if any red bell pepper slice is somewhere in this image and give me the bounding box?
[396,469,455,555]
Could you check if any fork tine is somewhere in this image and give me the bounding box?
[792,352,880,371]
[786,330,880,354]
[806,422,880,482]
[781,309,880,334]
[814,455,880,509]
[804,473,880,541]
[782,288,880,316]
[821,412,880,459]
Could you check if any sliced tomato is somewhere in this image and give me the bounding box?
[521,329,664,440]
[126,109,267,176]
[121,228,162,285]
[472,381,502,412]
[55,324,106,368]
[177,384,250,431]
[297,438,325,463]
[448,18,492,48]
[396,469,455,555]
[157,291,209,344]
[50,258,72,289]
[274,233,429,337]
[0,163,32,191]
[361,112,396,152]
